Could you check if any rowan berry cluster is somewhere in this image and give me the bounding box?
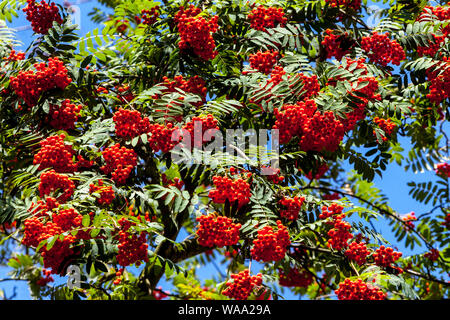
[116,85,135,104]
[319,203,344,221]
[273,99,345,152]
[196,214,241,247]
[89,180,115,205]
[52,208,83,232]
[427,64,450,105]
[278,268,313,288]
[100,144,138,185]
[141,6,159,25]
[33,134,76,173]
[327,213,353,251]
[48,99,82,131]
[113,108,151,139]
[148,122,180,153]
[161,174,184,190]
[28,197,59,218]
[305,163,329,180]
[322,192,341,200]
[279,196,305,221]
[424,248,440,262]
[262,166,284,184]
[321,29,354,60]
[161,75,207,104]
[249,50,279,74]
[39,170,75,203]
[182,114,219,149]
[222,270,263,300]
[373,117,397,142]
[335,278,387,300]
[372,245,402,268]
[344,242,371,266]
[208,174,252,208]
[36,269,54,286]
[22,210,84,274]
[250,220,290,262]
[23,0,63,34]
[361,32,406,66]
[293,73,321,99]
[175,5,219,60]
[417,34,446,57]
[442,213,450,229]
[247,6,287,32]
[325,0,361,11]
[401,211,417,231]
[10,57,71,107]
[5,49,25,61]
[116,218,149,267]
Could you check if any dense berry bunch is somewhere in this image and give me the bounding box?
[100,144,138,185]
[278,268,313,288]
[335,279,387,300]
[248,6,287,31]
[48,99,82,131]
[116,221,149,267]
[23,0,63,34]
[321,29,354,60]
[27,197,59,219]
[36,269,54,286]
[141,6,159,25]
[344,242,370,266]
[196,214,241,247]
[175,5,219,60]
[22,217,46,247]
[22,217,77,274]
[113,108,151,139]
[372,245,402,268]
[319,203,344,221]
[273,99,344,152]
[426,59,450,105]
[327,214,353,250]
[208,175,252,208]
[52,208,82,232]
[148,122,180,153]
[39,170,75,203]
[5,49,25,61]
[424,248,440,262]
[39,223,76,273]
[417,34,446,57]
[89,180,115,205]
[182,114,219,149]
[273,100,316,144]
[10,57,71,107]
[249,50,279,74]
[373,117,397,142]
[293,73,320,99]
[250,220,290,262]
[222,270,263,300]
[279,196,305,221]
[361,32,406,66]
[33,134,76,173]
[436,163,450,178]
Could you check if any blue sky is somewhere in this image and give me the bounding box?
[1,0,448,300]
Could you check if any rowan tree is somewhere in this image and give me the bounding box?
[0,0,449,300]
